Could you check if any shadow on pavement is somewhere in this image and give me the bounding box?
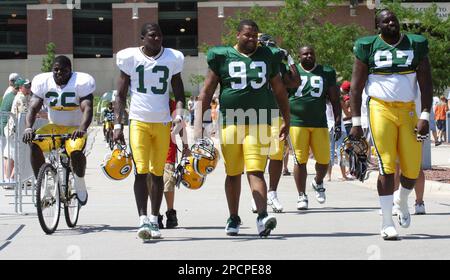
[402,234,450,240]
[284,207,380,214]
[55,224,136,235]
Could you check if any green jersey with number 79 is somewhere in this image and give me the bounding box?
[288,64,336,128]
[353,33,428,102]
[207,45,281,125]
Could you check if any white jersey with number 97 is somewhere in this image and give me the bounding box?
[116,47,184,123]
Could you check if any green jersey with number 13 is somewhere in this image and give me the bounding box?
[116,47,184,123]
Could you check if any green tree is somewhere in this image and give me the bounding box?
[221,0,368,81]
[382,1,450,96]
[41,42,56,72]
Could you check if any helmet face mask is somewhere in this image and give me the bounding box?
[340,137,369,182]
[101,146,133,180]
[258,33,277,47]
[174,156,205,190]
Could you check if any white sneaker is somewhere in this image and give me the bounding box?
[312,180,326,204]
[394,197,411,228]
[392,203,400,216]
[137,217,152,240]
[256,215,277,237]
[149,222,162,239]
[381,225,399,240]
[73,175,88,206]
[297,193,308,210]
[414,202,426,215]
[251,198,257,213]
[267,191,283,213]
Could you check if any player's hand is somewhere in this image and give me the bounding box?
[71,128,87,140]
[334,125,342,142]
[182,144,191,157]
[22,128,35,144]
[349,126,363,140]
[279,121,289,142]
[113,127,126,145]
[415,119,429,142]
[279,48,289,60]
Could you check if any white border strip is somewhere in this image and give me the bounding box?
[27,4,69,10]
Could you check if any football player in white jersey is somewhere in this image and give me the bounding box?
[114,23,186,240]
[23,55,95,206]
[350,10,432,240]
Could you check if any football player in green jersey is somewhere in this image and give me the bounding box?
[194,20,290,237]
[288,46,341,210]
[349,10,432,240]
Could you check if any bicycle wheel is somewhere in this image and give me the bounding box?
[35,163,60,234]
[64,170,80,228]
[108,130,114,150]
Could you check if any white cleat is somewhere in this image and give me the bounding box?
[312,180,326,204]
[267,191,283,213]
[149,222,162,239]
[137,217,152,240]
[394,198,411,228]
[256,215,277,238]
[381,225,399,240]
[414,202,426,215]
[297,193,308,210]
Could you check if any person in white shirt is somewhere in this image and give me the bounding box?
[23,56,95,206]
[114,23,186,241]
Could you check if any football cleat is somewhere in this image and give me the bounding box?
[101,145,133,180]
[340,136,369,182]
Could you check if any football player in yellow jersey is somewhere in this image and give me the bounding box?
[23,56,95,206]
[350,10,432,240]
[114,23,186,241]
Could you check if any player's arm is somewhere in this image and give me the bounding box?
[171,73,186,124]
[416,56,433,139]
[270,75,290,141]
[349,58,368,139]
[195,69,219,140]
[328,85,342,140]
[23,95,43,143]
[114,70,130,144]
[282,64,301,89]
[72,94,93,140]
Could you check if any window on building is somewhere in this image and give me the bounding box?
[158,1,198,56]
[0,1,33,59]
[73,2,113,58]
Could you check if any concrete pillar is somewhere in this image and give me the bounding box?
[421,139,432,170]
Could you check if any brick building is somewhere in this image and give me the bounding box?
[0,0,381,94]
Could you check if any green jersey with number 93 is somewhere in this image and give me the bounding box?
[207,45,281,125]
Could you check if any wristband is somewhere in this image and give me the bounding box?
[114,124,123,130]
[419,112,430,122]
[352,117,362,127]
[24,128,33,133]
[174,115,183,122]
[287,55,295,66]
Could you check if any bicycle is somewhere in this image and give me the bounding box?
[34,133,80,234]
[104,120,114,151]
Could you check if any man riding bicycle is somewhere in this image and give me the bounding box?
[102,102,114,141]
[23,55,96,206]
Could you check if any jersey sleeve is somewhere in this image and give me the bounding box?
[353,38,370,65]
[116,48,134,76]
[206,47,222,76]
[30,74,47,99]
[324,66,337,88]
[269,48,281,79]
[415,35,429,62]
[77,73,96,98]
[173,50,185,75]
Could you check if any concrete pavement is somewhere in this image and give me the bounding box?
[0,126,449,260]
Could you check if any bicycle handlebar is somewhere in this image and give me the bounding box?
[33,134,73,141]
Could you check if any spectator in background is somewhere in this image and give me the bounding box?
[435,95,448,143]
[340,81,352,135]
[3,73,20,97]
[3,79,32,185]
